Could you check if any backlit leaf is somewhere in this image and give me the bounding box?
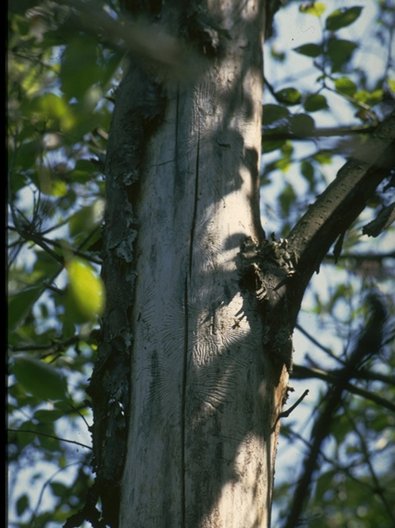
[66,258,105,322]
[275,88,302,106]
[299,2,326,16]
[334,76,357,96]
[31,93,76,132]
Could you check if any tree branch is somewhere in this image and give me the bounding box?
[325,250,395,262]
[8,225,102,265]
[295,323,342,362]
[263,124,378,141]
[9,335,80,354]
[287,110,395,322]
[292,364,395,413]
[8,428,91,450]
[278,389,309,420]
[345,409,395,523]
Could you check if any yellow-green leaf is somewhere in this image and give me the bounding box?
[66,258,105,322]
[334,76,357,96]
[300,2,326,16]
[275,87,302,106]
[34,93,76,131]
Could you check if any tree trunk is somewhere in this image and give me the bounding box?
[93,1,290,527]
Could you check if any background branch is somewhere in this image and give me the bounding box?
[292,364,395,412]
[282,293,388,528]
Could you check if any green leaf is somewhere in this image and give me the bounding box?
[16,494,30,516]
[275,143,293,171]
[262,139,287,153]
[69,203,103,245]
[13,139,41,177]
[270,47,286,62]
[33,251,60,280]
[30,93,76,132]
[327,38,358,71]
[314,150,333,165]
[33,408,64,423]
[8,286,43,333]
[279,184,297,215]
[354,89,383,106]
[72,159,96,183]
[262,104,289,125]
[334,76,357,96]
[50,481,69,497]
[301,160,315,189]
[299,2,326,16]
[303,94,328,112]
[325,6,363,31]
[275,88,302,106]
[288,113,315,136]
[13,355,68,401]
[11,420,37,449]
[293,43,323,58]
[315,470,337,502]
[66,258,105,322]
[275,157,291,172]
[98,49,122,88]
[60,37,100,101]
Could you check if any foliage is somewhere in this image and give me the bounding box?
[7,1,395,527]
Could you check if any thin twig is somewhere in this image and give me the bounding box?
[279,389,310,419]
[8,428,92,450]
[9,335,80,354]
[263,125,377,141]
[292,364,395,413]
[295,323,343,363]
[29,462,86,527]
[274,389,310,429]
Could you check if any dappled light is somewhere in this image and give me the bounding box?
[7,1,395,527]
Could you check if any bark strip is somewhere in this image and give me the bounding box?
[87,64,167,527]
